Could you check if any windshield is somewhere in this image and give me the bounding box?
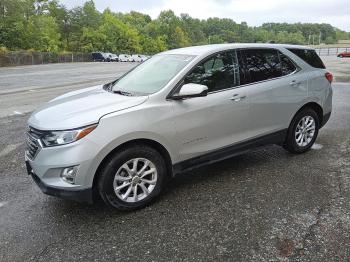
[112,54,194,95]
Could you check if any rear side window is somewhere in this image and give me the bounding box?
[279,52,297,75]
[243,49,282,83]
[287,49,325,69]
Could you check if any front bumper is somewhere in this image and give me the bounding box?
[26,160,93,203]
[24,131,103,203]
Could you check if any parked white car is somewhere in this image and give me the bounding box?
[129,54,143,62]
[118,54,130,62]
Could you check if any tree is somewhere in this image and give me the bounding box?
[208,35,224,44]
[180,13,206,45]
[48,0,71,49]
[157,10,188,48]
[120,11,151,33]
[173,26,190,47]
[26,15,61,51]
[81,11,141,53]
[1,0,349,54]
[140,35,167,54]
[67,0,101,51]
[80,26,105,52]
[0,0,28,49]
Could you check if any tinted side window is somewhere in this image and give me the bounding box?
[279,52,297,75]
[243,49,282,83]
[287,49,325,69]
[185,51,240,92]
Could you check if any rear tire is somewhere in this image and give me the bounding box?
[283,108,320,154]
[97,145,168,211]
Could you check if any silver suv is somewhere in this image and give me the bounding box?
[25,44,333,210]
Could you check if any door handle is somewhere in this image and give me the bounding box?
[230,94,246,102]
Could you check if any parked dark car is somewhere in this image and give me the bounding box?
[337,51,350,58]
[92,52,109,62]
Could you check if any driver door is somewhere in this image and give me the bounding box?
[170,51,253,162]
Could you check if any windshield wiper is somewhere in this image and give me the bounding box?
[103,82,113,91]
[113,90,134,96]
[103,79,119,92]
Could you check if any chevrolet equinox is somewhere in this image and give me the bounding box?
[25,44,333,210]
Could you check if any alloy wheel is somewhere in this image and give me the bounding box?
[113,158,158,203]
[295,116,316,147]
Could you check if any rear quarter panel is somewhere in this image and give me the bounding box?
[281,48,332,118]
[307,69,333,115]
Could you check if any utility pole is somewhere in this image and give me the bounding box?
[208,35,211,45]
[319,31,321,45]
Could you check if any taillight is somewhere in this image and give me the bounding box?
[325,72,333,83]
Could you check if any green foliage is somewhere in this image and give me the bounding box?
[0,0,349,54]
[0,46,8,55]
[79,11,142,53]
[324,36,336,44]
[140,35,167,54]
[26,15,61,51]
[173,26,190,47]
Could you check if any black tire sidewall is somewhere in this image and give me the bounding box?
[285,109,320,153]
[98,145,167,210]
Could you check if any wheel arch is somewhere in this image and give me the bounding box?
[292,102,324,127]
[92,138,173,196]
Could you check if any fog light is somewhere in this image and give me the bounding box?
[60,166,78,184]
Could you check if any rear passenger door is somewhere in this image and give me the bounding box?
[240,48,308,136]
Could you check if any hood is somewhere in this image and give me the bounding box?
[28,85,148,130]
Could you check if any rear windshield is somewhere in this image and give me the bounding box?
[287,48,325,69]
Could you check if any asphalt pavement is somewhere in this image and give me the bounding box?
[0,59,350,261]
[0,62,136,118]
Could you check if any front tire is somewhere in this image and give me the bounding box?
[283,108,320,154]
[97,145,167,211]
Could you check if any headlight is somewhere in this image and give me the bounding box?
[41,124,97,147]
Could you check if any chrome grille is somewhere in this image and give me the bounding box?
[27,127,46,139]
[25,127,43,160]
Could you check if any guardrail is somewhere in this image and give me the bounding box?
[315,47,350,56]
[0,51,92,67]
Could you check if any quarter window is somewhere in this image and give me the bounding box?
[243,49,282,83]
[287,48,325,69]
[184,51,240,92]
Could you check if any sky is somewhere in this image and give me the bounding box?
[59,0,350,31]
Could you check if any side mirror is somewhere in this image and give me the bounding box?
[172,83,208,100]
